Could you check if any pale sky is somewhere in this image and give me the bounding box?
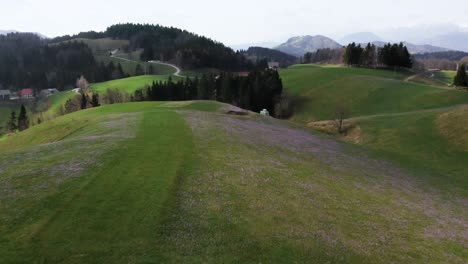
[1,0,468,45]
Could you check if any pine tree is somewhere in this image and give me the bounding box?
[454,63,468,87]
[17,105,29,131]
[5,111,18,133]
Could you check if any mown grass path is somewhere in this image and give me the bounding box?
[1,108,194,263]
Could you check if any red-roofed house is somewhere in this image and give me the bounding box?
[20,88,34,99]
[236,72,250,77]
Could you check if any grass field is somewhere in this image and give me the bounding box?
[56,38,129,55]
[351,105,468,196]
[280,64,468,122]
[409,70,457,87]
[0,101,466,263]
[434,70,456,85]
[95,55,176,76]
[282,64,468,195]
[90,75,179,94]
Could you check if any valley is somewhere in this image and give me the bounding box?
[0,20,467,264]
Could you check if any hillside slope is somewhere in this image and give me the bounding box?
[281,64,468,122]
[0,101,466,263]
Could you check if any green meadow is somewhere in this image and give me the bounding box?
[0,101,466,263]
[90,75,179,94]
[280,64,468,122]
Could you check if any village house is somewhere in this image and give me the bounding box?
[0,90,11,101]
[20,88,34,99]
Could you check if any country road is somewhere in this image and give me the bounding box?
[110,55,186,78]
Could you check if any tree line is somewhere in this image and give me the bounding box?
[51,23,254,71]
[240,47,298,67]
[302,48,345,64]
[132,69,284,116]
[0,33,135,92]
[343,42,412,68]
[4,105,29,133]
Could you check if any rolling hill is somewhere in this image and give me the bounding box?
[280,64,468,196]
[280,64,468,122]
[0,101,466,263]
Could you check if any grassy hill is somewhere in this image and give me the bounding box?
[0,101,466,263]
[349,105,468,195]
[281,64,468,122]
[90,75,179,94]
[282,64,468,196]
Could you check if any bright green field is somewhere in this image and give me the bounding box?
[90,75,179,94]
[0,101,466,263]
[280,64,468,122]
[434,70,456,85]
[95,55,176,76]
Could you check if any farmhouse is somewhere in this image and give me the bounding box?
[0,90,11,101]
[20,88,34,99]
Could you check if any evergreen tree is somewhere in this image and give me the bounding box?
[454,63,468,87]
[17,105,29,131]
[5,111,18,133]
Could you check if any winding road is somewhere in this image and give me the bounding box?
[110,55,186,78]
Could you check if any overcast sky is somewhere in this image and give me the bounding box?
[1,0,468,44]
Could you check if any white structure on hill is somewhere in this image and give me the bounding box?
[260,109,270,116]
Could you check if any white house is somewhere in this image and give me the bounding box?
[0,90,11,101]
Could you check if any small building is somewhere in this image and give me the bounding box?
[39,88,59,98]
[20,88,34,99]
[260,109,270,116]
[268,62,280,70]
[236,72,250,77]
[0,90,11,101]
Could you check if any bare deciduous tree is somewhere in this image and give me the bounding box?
[334,104,350,134]
[76,75,89,91]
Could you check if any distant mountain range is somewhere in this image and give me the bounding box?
[272,34,455,57]
[339,32,383,45]
[230,41,279,51]
[275,35,342,57]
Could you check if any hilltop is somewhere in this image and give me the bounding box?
[0,101,466,263]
